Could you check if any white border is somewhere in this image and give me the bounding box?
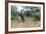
[8,3,43,32]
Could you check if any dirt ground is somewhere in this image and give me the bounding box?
[11,18,40,28]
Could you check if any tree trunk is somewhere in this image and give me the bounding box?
[19,14,25,22]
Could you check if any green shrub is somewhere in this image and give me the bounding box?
[31,12,40,21]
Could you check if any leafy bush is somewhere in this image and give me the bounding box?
[31,8,40,21]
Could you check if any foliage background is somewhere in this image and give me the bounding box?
[11,5,40,21]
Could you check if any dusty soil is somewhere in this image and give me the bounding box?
[11,18,40,28]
